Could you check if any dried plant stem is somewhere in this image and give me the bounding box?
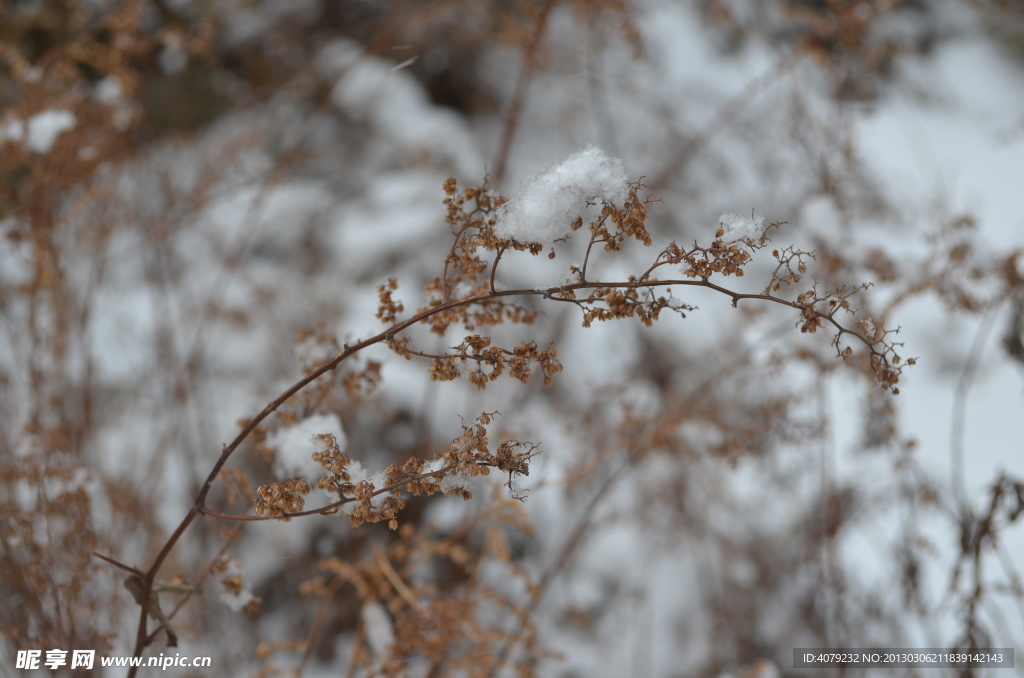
[651,51,792,191]
[198,464,460,521]
[373,546,421,611]
[584,12,618,158]
[951,307,999,512]
[492,0,558,184]
[490,246,505,292]
[491,460,629,675]
[295,577,345,678]
[141,522,245,647]
[345,615,366,678]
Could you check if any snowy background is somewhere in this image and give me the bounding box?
[1,1,1022,676]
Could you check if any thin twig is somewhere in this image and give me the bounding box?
[91,552,144,576]
[344,617,366,678]
[198,464,460,521]
[490,246,505,293]
[490,460,629,675]
[650,51,792,191]
[951,306,1000,513]
[295,577,345,678]
[373,546,421,612]
[492,0,559,184]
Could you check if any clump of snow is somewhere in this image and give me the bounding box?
[440,472,471,494]
[338,459,392,517]
[25,109,76,153]
[858,317,877,340]
[493,146,629,247]
[717,212,764,244]
[0,118,25,145]
[219,560,256,612]
[266,413,347,480]
[421,456,470,495]
[93,76,124,105]
[422,458,443,473]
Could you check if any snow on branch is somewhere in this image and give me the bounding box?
[493,146,629,247]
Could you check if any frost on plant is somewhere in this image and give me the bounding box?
[25,109,76,153]
[265,413,347,481]
[718,211,765,244]
[216,558,260,615]
[493,145,629,246]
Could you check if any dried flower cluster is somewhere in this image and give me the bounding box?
[248,414,538,530]
[374,177,909,399]
[424,336,563,389]
[254,479,311,520]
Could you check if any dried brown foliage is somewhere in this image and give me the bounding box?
[2,1,1023,677]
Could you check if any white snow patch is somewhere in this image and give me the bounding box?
[266,413,347,481]
[219,560,256,612]
[717,212,764,244]
[339,460,391,517]
[493,146,629,247]
[423,458,447,475]
[421,456,469,495]
[361,599,394,657]
[25,109,76,153]
[439,471,471,494]
[0,118,25,144]
[94,76,124,105]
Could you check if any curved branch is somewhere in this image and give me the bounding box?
[127,259,896,668]
[197,464,461,522]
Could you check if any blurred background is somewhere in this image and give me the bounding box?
[1,0,1023,676]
